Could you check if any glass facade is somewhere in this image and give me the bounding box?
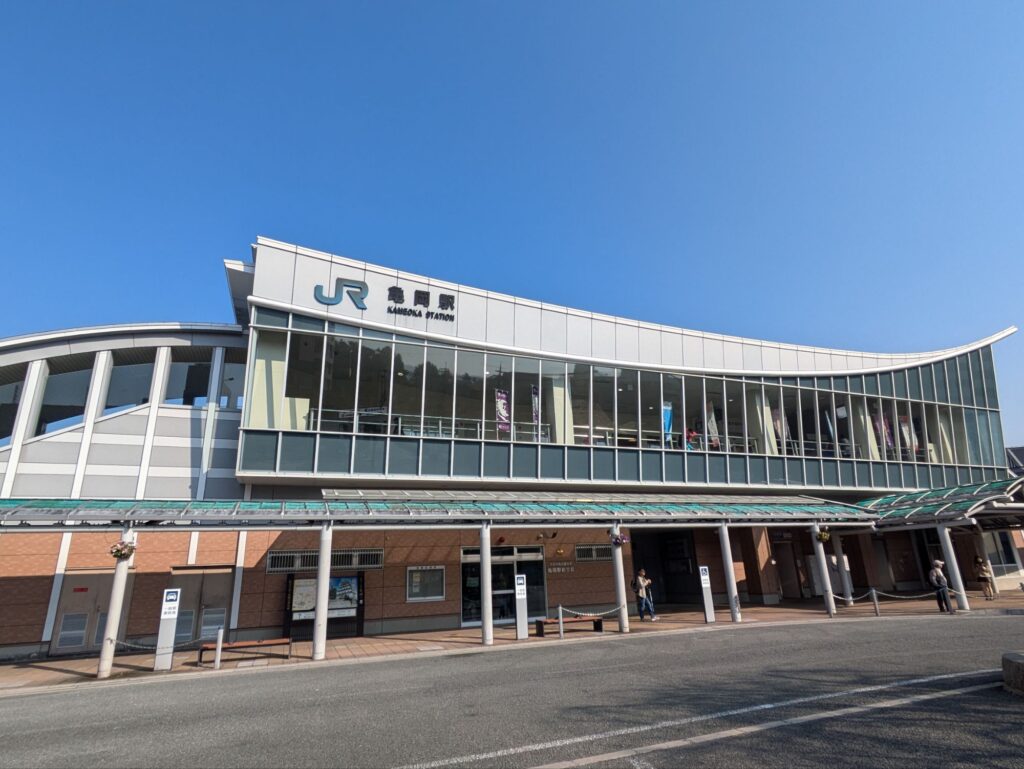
[239,312,1009,487]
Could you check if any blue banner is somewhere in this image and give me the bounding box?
[662,401,673,438]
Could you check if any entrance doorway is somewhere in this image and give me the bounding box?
[461,546,546,625]
[629,530,700,604]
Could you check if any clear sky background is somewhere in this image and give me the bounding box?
[1,4,1022,445]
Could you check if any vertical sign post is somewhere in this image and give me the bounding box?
[699,566,716,624]
[514,574,528,640]
[154,588,181,672]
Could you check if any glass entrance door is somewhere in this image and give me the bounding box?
[460,546,547,626]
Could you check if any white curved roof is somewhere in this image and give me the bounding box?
[244,237,1016,376]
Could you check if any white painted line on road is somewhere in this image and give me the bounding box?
[534,682,1001,769]
[396,669,999,769]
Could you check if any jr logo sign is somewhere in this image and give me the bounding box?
[314,278,369,310]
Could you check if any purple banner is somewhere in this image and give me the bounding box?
[531,384,539,426]
[495,389,510,432]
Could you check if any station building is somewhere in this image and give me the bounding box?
[0,237,1021,662]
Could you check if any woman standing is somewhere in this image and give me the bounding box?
[974,556,995,601]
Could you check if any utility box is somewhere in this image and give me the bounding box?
[515,574,528,640]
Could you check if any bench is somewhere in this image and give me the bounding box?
[534,617,604,637]
[198,637,293,665]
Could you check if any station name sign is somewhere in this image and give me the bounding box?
[314,277,456,323]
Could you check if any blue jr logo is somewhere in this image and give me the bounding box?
[314,278,369,310]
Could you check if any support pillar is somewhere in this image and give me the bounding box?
[313,523,332,661]
[480,522,493,646]
[811,525,836,617]
[96,527,134,679]
[610,523,630,633]
[832,533,854,607]
[718,524,741,623]
[937,525,970,612]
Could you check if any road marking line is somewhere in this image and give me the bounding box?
[396,669,999,769]
[533,682,1001,768]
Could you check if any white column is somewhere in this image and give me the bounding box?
[135,346,172,499]
[810,525,837,617]
[41,532,73,643]
[1,359,48,498]
[228,531,247,636]
[718,524,741,623]
[610,523,630,634]
[195,346,225,501]
[938,525,970,611]
[97,527,135,679]
[480,522,493,646]
[71,350,113,497]
[313,523,332,660]
[832,532,854,607]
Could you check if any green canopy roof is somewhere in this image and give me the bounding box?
[861,477,1024,528]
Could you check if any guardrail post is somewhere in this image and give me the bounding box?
[214,627,224,670]
[870,588,880,617]
[558,605,564,640]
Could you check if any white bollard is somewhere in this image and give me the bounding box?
[558,605,564,640]
[214,627,224,670]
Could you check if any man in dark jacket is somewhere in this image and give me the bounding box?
[928,559,955,614]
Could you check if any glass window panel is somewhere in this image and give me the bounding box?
[726,380,746,454]
[0,364,27,447]
[164,347,212,407]
[219,347,247,410]
[800,387,820,457]
[199,608,227,639]
[980,347,999,408]
[968,351,986,407]
[920,366,935,402]
[864,374,879,396]
[946,359,962,404]
[878,401,898,461]
[390,343,424,436]
[104,349,155,415]
[911,403,928,463]
[963,409,981,465]
[895,401,916,462]
[454,350,485,440]
[423,346,454,438]
[849,376,863,394]
[356,340,392,434]
[291,314,324,332]
[615,368,639,448]
[253,307,288,328]
[592,366,615,447]
[246,330,286,429]
[540,360,568,444]
[926,404,954,463]
[684,376,704,451]
[512,357,540,443]
[976,410,994,466]
[893,370,907,399]
[663,374,683,450]
[817,391,836,458]
[957,355,974,406]
[705,378,724,452]
[878,373,893,398]
[640,371,662,448]
[321,336,359,433]
[933,363,948,403]
[781,387,801,456]
[832,393,853,459]
[35,354,95,435]
[568,363,591,446]
[764,384,783,456]
[744,382,768,455]
[951,407,969,465]
[174,610,195,644]
[907,368,921,400]
[282,333,323,431]
[989,411,1005,466]
[484,354,512,441]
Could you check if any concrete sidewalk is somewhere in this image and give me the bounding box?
[2,589,1020,694]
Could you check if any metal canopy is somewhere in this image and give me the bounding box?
[0,493,875,530]
[862,477,1024,530]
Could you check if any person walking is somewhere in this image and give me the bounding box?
[975,556,995,601]
[634,569,659,622]
[928,559,955,614]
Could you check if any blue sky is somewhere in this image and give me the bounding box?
[1,3,1022,444]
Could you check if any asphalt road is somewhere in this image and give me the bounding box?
[1,615,1021,769]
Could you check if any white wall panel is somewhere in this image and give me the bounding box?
[456,292,488,342]
[565,314,592,357]
[390,273,433,335]
[723,340,743,370]
[615,323,640,362]
[540,308,567,355]
[592,319,616,360]
[513,302,542,351]
[742,343,762,371]
[682,334,704,368]
[485,298,515,347]
[356,266,399,328]
[661,331,683,367]
[779,347,799,372]
[290,253,333,314]
[704,337,725,369]
[252,245,296,306]
[796,349,816,371]
[638,328,661,366]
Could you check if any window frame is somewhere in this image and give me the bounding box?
[406,565,446,602]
